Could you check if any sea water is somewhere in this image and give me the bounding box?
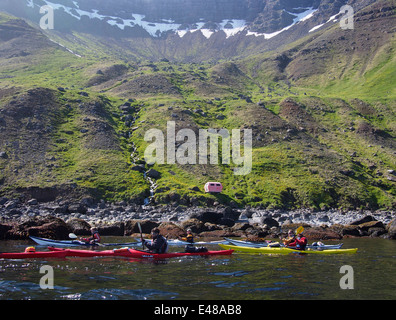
[0,238,395,300]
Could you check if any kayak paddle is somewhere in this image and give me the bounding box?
[138,222,145,249]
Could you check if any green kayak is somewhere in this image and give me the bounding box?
[218,244,358,255]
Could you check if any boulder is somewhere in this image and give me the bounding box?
[198,229,237,239]
[67,218,92,235]
[303,227,342,240]
[259,216,279,228]
[231,222,251,232]
[146,169,161,179]
[27,218,71,239]
[218,217,235,227]
[350,215,376,225]
[358,220,385,231]
[179,218,206,233]
[221,207,240,221]
[98,222,124,236]
[333,224,361,237]
[7,217,71,240]
[368,227,387,237]
[131,165,146,173]
[0,223,12,240]
[158,222,185,239]
[0,152,8,159]
[203,222,222,232]
[190,211,222,224]
[387,218,396,240]
[124,219,159,235]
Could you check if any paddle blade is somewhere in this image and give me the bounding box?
[137,222,144,249]
[296,226,304,235]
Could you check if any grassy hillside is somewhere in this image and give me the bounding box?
[0,4,394,210]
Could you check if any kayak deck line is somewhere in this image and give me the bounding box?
[48,246,234,259]
[223,238,344,250]
[30,236,140,247]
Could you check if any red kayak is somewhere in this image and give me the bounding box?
[0,250,68,259]
[49,247,234,259]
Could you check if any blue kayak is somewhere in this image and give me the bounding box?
[29,236,140,247]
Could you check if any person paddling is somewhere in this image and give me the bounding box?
[81,227,101,245]
[179,228,203,253]
[288,232,307,251]
[179,228,194,248]
[143,228,168,254]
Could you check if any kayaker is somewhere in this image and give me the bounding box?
[183,228,194,244]
[81,227,101,245]
[288,233,308,250]
[282,230,296,246]
[144,228,168,254]
[179,228,207,253]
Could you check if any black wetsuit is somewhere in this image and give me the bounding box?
[144,235,168,254]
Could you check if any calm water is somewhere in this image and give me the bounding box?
[0,238,395,300]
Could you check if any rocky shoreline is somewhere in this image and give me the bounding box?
[0,197,396,241]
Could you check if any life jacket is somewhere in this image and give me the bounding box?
[289,236,307,250]
[182,234,194,243]
[92,231,101,243]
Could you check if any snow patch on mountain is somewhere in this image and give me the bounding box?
[27,0,319,40]
[49,38,81,57]
[309,12,340,33]
[247,7,318,39]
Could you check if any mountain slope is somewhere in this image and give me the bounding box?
[0,1,394,210]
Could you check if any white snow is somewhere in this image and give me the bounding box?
[309,12,340,33]
[327,13,340,23]
[176,30,188,38]
[200,29,214,39]
[297,8,317,22]
[309,24,324,33]
[49,38,82,57]
[247,7,318,39]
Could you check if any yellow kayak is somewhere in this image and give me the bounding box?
[218,244,358,255]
